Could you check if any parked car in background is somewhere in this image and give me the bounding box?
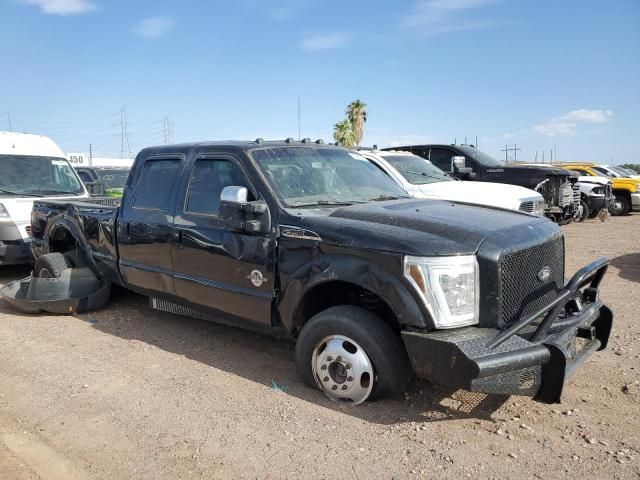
[385,144,580,224]
[0,131,90,265]
[558,163,640,216]
[602,165,640,180]
[358,149,545,216]
[75,166,130,198]
[20,139,613,406]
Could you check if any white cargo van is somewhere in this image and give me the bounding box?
[0,132,89,265]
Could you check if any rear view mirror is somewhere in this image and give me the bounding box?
[219,185,271,234]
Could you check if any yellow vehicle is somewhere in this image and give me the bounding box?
[557,163,640,216]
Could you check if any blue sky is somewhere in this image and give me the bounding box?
[1,0,639,163]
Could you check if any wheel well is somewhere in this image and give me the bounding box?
[49,226,78,254]
[613,189,631,201]
[293,281,400,336]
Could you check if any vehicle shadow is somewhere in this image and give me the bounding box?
[71,285,509,425]
[610,253,640,284]
[0,275,509,425]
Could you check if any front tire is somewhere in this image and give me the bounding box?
[295,306,411,405]
[578,200,589,222]
[610,194,630,216]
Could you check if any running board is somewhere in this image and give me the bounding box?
[149,297,278,337]
[150,297,210,321]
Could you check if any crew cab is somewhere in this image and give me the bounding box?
[22,139,613,405]
[0,131,90,265]
[384,144,581,223]
[358,149,544,216]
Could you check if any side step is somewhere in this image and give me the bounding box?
[150,297,210,321]
[149,297,278,337]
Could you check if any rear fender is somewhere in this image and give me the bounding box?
[41,215,101,278]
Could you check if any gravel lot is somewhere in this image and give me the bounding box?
[0,214,638,480]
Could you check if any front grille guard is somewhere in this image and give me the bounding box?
[487,256,609,350]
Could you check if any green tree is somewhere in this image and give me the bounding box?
[346,100,367,147]
[333,119,356,147]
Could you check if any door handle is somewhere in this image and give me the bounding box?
[176,229,184,249]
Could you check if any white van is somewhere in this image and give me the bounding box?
[359,149,545,216]
[0,132,89,265]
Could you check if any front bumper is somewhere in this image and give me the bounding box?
[0,223,32,265]
[631,193,640,211]
[401,257,613,403]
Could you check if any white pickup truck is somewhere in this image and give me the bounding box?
[0,131,90,265]
[358,149,545,216]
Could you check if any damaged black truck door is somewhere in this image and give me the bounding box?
[171,153,275,328]
[117,155,183,296]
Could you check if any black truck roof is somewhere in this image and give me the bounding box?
[142,138,331,154]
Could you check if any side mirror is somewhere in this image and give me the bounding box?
[219,186,271,234]
[451,155,475,178]
[451,156,466,170]
[84,181,105,196]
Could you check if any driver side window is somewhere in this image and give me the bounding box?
[185,158,254,216]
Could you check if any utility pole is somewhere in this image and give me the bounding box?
[89,143,93,165]
[120,108,131,158]
[162,115,173,144]
[5,113,12,131]
[501,144,521,162]
[297,97,301,141]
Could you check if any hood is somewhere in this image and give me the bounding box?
[284,198,555,257]
[413,180,540,211]
[576,176,611,185]
[481,164,571,190]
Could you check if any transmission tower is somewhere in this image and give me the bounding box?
[120,108,132,158]
[501,144,521,162]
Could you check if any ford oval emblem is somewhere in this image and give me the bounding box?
[537,266,551,282]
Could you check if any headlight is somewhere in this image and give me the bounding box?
[0,203,10,220]
[533,200,545,217]
[404,255,479,328]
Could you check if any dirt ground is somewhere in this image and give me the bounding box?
[0,214,638,480]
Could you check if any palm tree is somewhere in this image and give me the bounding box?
[346,100,367,147]
[333,119,356,147]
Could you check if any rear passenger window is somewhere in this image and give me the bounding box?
[185,158,253,216]
[133,159,181,210]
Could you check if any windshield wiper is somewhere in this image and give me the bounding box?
[0,189,45,197]
[368,194,410,201]
[23,190,81,196]
[292,200,362,208]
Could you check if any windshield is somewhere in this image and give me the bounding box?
[592,166,617,178]
[611,166,635,177]
[380,154,453,185]
[251,147,408,207]
[96,169,130,188]
[0,155,84,195]
[456,146,504,167]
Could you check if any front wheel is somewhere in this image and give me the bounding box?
[610,194,630,216]
[295,305,412,405]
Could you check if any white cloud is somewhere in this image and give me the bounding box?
[133,16,175,39]
[533,109,613,137]
[403,0,500,35]
[299,32,348,51]
[21,0,96,15]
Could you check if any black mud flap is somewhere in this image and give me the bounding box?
[0,268,111,314]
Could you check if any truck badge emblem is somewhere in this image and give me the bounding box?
[537,266,551,282]
[247,270,267,287]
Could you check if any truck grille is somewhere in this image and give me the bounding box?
[572,185,581,204]
[500,237,565,326]
[559,182,573,207]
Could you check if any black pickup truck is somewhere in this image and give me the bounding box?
[20,140,612,405]
[384,144,581,224]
